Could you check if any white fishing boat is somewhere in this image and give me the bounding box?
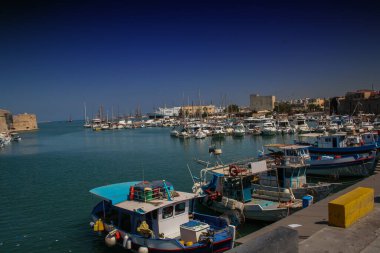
[10,132,21,142]
[192,149,302,223]
[261,122,277,136]
[276,119,294,134]
[170,127,180,137]
[0,132,11,145]
[211,126,226,138]
[232,123,245,137]
[262,144,333,201]
[292,114,310,133]
[315,120,328,133]
[92,118,102,131]
[192,160,302,223]
[178,129,191,139]
[194,129,207,139]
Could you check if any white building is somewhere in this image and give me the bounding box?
[155,107,181,117]
[250,94,275,112]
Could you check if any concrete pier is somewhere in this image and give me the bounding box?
[229,164,380,253]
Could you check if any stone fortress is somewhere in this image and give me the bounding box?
[0,109,38,132]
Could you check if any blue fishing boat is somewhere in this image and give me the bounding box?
[307,134,376,155]
[266,144,376,177]
[89,180,236,253]
[361,131,380,160]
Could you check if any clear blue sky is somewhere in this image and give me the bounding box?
[1,0,380,121]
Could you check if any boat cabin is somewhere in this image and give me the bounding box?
[315,134,347,148]
[261,145,310,189]
[277,120,290,128]
[90,181,196,239]
[361,132,380,146]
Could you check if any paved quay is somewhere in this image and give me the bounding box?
[228,167,380,253]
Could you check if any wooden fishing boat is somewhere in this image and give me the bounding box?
[90,180,236,253]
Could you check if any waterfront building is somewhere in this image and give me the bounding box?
[309,98,325,108]
[154,106,181,117]
[250,94,275,112]
[181,105,216,117]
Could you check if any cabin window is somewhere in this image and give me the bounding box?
[325,138,331,142]
[162,206,173,219]
[175,202,186,215]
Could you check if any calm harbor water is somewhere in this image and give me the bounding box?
[0,121,311,253]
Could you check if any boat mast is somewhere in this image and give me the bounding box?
[84,102,87,123]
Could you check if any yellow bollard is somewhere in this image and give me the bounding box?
[329,187,374,228]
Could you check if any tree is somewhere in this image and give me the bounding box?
[225,104,239,113]
[307,104,323,112]
[202,107,208,118]
[195,108,202,118]
[274,102,292,114]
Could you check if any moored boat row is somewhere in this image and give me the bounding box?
[88,117,380,252]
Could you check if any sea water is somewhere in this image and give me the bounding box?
[0,121,304,253]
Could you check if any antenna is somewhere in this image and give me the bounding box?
[141,161,144,183]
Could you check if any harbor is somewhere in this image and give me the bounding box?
[2,1,380,252]
[1,118,379,252]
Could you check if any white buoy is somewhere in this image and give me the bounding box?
[127,239,132,250]
[122,235,129,248]
[138,246,149,253]
[105,234,116,247]
[214,149,222,155]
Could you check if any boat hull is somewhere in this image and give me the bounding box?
[308,145,376,155]
[307,156,376,177]
[91,213,234,253]
[200,197,289,222]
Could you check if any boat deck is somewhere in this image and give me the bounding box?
[115,191,195,213]
[248,198,279,209]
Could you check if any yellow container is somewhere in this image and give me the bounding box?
[185,241,193,246]
[179,240,185,245]
[97,219,105,231]
[328,187,374,228]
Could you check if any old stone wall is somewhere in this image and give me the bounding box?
[0,109,11,132]
[338,97,380,115]
[11,113,38,131]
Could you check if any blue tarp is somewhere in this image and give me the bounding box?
[202,173,223,191]
[89,181,141,205]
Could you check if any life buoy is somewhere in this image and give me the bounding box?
[229,165,240,176]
